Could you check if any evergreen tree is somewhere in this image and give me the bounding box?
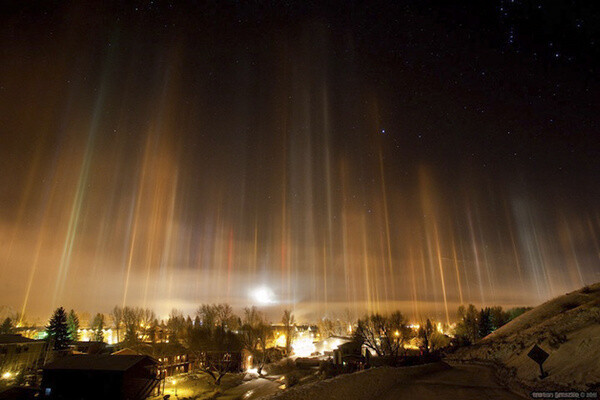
[47,307,71,350]
[478,307,494,338]
[91,313,105,342]
[67,309,80,341]
[0,317,14,334]
[490,306,509,330]
[456,304,480,344]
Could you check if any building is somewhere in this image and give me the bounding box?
[71,341,107,354]
[77,327,119,345]
[0,334,48,381]
[112,343,191,377]
[41,354,160,400]
[151,343,191,377]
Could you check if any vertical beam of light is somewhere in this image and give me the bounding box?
[161,169,179,303]
[418,246,428,317]
[409,248,420,322]
[52,84,107,306]
[378,150,396,303]
[450,237,464,305]
[281,128,288,304]
[19,171,59,323]
[322,86,334,317]
[419,168,441,316]
[227,228,234,300]
[1,144,43,277]
[475,207,497,303]
[504,199,525,291]
[466,205,486,304]
[322,240,327,315]
[377,230,389,313]
[141,182,161,307]
[588,218,600,263]
[560,215,584,287]
[456,233,472,304]
[121,137,151,308]
[340,159,352,307]
[433,221,450,325]
[361,216,373,314]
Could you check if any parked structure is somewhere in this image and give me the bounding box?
[41,354,160,400]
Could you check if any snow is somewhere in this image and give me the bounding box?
[448,282,600,393]
[261,362,451,400]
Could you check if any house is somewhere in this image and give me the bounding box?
[0,334,48,380]
[41,354,160,400]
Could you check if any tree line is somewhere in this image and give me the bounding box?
[42,304,297,385]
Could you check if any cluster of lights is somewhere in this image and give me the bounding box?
[292,335,316,357]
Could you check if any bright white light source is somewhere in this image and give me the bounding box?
[1,372,12,380]
[251,286,275,304]
[292,336,316,357]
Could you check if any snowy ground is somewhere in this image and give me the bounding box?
[447,282,600,394]
[260,362,453,400]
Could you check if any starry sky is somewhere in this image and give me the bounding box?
[1,0,599,322]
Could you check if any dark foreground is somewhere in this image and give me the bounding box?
[381,363,526,400]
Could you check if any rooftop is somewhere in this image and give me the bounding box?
[43,354,156,371]
[0,334,38,344]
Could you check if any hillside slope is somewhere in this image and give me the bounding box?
[448,282,600,392]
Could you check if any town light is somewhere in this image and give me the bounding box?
[275,333,286,347]
[1,372,12,380]
[292,336,316,357]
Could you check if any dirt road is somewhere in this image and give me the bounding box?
[381,363,526,400]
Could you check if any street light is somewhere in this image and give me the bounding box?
[172,379,177,396]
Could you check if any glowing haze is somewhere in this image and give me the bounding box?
[1,2,599,323]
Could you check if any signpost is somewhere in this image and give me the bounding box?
[527,344,549,379]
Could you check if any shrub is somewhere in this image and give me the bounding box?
[285,371,303,387]
[548,330,567,349]
[318,361,339,380]
[264,358,295,375]
[561,301,579,311]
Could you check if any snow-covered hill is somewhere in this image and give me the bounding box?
[448,282,600,392]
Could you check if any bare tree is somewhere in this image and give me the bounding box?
[240,307,272,374]
[281,309,295,355]
[91,313,105,342]
[111,306,123,343]
[167,309,186,343]
[197,304,239,330]
[355,311,412,364]
[340,308,355,335]
[185,304,242,385]
[417,319,435,354]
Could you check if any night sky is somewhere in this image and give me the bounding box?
[1,1,599,322]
